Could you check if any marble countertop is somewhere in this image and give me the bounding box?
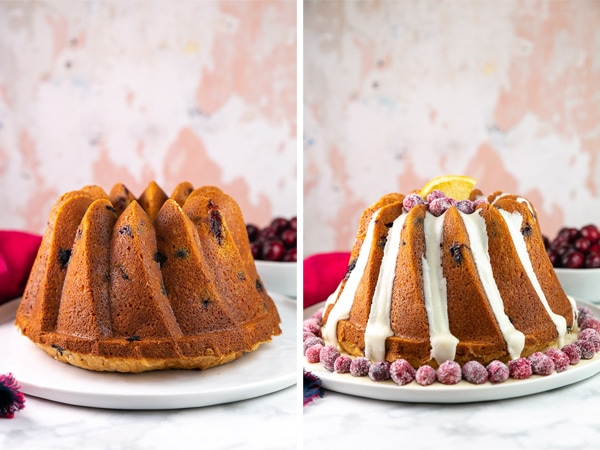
[2,385,298,450]
[304,377,600,449]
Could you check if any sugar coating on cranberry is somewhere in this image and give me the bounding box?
[579,316,600,334]
[305,344,323,363]
[508,358,532,380]
[368,361,391,382]
[561,343,582,365]
[527,352,555,376]
[350,357,371,377]
[303,336,324,354]
[403,193,425,212]
[389,359,416,386]
[462,361,488,384]
[486,360,509,383]
[303,331,316,341]
[311,308,324,323]
[473,198,489,207]
[333,355,352,374]
[578,328,600,352]
[578,306,594,324]
[436,360,462,385]
[302,319,321,337]
[426,190,446,203]
[319,345,340,371]
[545,348,570,373]
[429,197,455,217]
[455,199,476,214]
[415,365,436,386]
[575,339,596,359]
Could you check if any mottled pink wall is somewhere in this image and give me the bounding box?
[0,1,296,233]
[304,0,600,256]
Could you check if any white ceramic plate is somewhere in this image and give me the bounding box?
[255,260,297,298]
[0,293,296,410]
[303,300,600,403]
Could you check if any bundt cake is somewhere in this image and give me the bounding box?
[15,181,281,372]
[322,187,578,369]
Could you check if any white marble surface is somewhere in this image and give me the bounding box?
[2,385,298,450]
[304,377,600,449]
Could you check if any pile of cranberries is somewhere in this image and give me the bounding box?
[544,224,600,269]
[304,305,600,386]
[246,216,297,262]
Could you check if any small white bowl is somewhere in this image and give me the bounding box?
[255,260,297,299]
[554,267,600,303]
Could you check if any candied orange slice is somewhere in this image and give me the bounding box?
[419,175,477,201]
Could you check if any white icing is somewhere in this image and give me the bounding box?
[499,209,568,346]
[460,211,525,359]
[323,210,381,348]
[422,212,459,364]
[364,212,407,361]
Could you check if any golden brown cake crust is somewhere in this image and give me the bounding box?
[16,181,281,372]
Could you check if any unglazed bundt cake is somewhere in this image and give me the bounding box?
[16,181,281,372]
[322,185,577,369]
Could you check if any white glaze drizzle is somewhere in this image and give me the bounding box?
[422,212,459,364]
[499,209,568,346]
[364,212,407,361]
[323,210,381,348]
[460,210,525,359]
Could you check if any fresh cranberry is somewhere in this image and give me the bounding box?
[574,237,592,253]
[282,248,297,262]
[259,226,278,242]
[547,250,560,267]
[270,217,289,234]
[590,243,600,254]
[262,239,285,261]
[250,242,262,259]
[246,224,260,242]
[585,252,600,268]
[289,216,297,231]
[580,224,600,243]
[559,227,580,243]
[280,229,297,248]
[561,250,584,268]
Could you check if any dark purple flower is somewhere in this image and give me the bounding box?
[1,373,25,418]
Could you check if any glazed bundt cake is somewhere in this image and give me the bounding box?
[322,187,577,368]
[16,181,281,372]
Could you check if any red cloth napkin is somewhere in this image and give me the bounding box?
[303,252,351,309]
[0,231,42,305]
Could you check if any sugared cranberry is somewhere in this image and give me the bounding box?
[579,328,600,352]
[350,357,371,377]
[545,348,570,373]
[428,197,455,217]
[575,339,595,359]
[578,306,595,324]
[455,200,475,214]
[486,360,509,383]
[270,217,289,234]
[262,239,285,261]
[302,318,321,337]
[311,307,324,322]
[402,193,425,211]
[473,198,488,207]
[319,345,340,371]
[305,344,323,363]
[303,331,316,341]
[415,365,436,386]
[436,360,462,385]
[389,359,416,386]
[368,361,391,382]
[246,224,260,242]
[561,343,582,365]
[462,361,488,384]
[579,316,600,334]
[561,250,585,268]
[527,352,555,376]
[333,355,352,374]
[303,336,324,354]
[426,190,446,203]
[508,358,532,379]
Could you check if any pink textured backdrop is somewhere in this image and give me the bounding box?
[304,0,600,256]
[0,1,297,234]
